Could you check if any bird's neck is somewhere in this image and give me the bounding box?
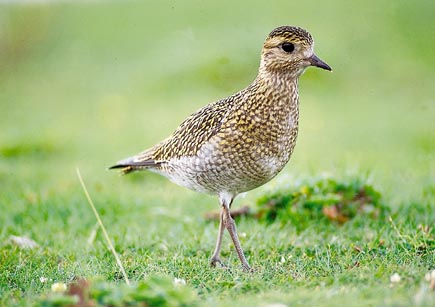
[252,71,300,111]
[256,69,299,90]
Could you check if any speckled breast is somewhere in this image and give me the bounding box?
[161,102,299,195]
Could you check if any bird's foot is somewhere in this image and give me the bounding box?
[210,256,226,268]
[241,263,255,273]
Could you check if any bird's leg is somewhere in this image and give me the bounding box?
[222,200,252,272]
[210,208,225,267]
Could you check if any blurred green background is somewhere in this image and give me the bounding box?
[1,0,434,202]
[0,0,434,304]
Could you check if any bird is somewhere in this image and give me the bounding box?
[110,25,331,271]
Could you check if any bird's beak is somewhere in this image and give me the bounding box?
[308,54,332,71]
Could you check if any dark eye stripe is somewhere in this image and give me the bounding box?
[282,42,295,53]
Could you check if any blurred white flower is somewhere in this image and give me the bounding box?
[10,235,38,249]
[39,277,48,283]
[51,282,67,293]
[390,273,401,283]
[174,278,186,286]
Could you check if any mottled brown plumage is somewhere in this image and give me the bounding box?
[110,25,331,271]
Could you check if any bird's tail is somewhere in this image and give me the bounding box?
[109,154,162,175]
[108,164,137,175]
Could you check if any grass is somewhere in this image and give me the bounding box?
[1,0,435,306]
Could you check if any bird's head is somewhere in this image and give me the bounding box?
[260,26,331,77]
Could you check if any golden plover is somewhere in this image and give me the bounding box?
[110,25,331,271]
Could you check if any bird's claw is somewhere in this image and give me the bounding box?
[243,265,255,273]
[210,257,226,268]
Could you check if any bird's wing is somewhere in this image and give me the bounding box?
[111,91,244,173]
[149,94,240,161]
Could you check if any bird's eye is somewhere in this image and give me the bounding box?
[282,42,295,53]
